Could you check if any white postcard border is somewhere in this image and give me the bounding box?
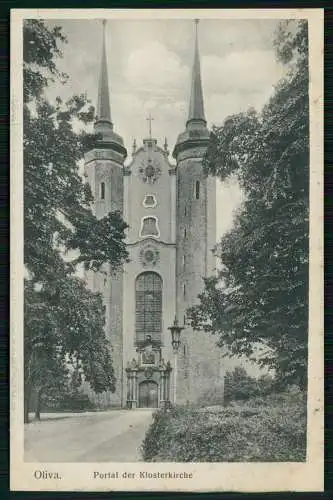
[10,8,324,492]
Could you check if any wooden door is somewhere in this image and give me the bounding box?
[139,381,158,408]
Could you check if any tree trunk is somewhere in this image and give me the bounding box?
[24,349,35,423]
[24,383,31,424]
[35,388,42,421]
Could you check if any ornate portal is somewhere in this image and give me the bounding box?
[125,336,172,409]
[125,356,172,409]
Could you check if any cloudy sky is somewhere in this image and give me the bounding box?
[45,18,286,239]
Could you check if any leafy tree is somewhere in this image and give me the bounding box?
[23,20,128,422]
[224,367,256,403]
[189,20,309,389]
[223,367,274,404]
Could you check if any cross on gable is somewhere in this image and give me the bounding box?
[194,19,200,39]
[146,114,154,139]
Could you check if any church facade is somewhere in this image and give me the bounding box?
[84,21,224,409]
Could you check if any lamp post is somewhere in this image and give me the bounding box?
[168,317,184,405]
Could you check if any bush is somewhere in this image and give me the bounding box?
[42,389,97,412]
[141,390,307,462]
[196,386,225,407]
[224,367,274,404]
[195,367,275,408]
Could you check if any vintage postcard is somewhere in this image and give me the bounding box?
[10,8,324,492]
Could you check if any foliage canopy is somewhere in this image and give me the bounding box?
[189,20,309,388]
[23,20,128,420]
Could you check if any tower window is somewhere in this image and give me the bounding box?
[140,216,160,238]
[183,345,187,356]
[100,182,105,200]
[184,227,187,238]
[183,283,186,298]
[143,194,157,208]
[135,272,162,344]
[195,181,200,200]
[183,255,185,271]
[184,205,187,216]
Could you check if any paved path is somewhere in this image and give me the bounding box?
[24,410,153,462]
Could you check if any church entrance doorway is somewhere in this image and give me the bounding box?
[138,381,158,408]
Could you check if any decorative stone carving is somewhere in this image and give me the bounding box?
[125,350,172,409]
[139,158,161,184]
[142,343,155,365]
[159,358,167,370]
[144,367,154,379]
[139,244,160,267]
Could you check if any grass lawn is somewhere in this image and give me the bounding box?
[141,390,306,462]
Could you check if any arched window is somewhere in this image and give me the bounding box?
[100,182,105,200]
[195,180,200,200]
[135,272,162,344]
[140,216,160,238]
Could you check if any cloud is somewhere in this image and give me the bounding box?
[216,179,244,241]
[202,50,284,95]
[124,41,189,97]
[43,19,285,153]
[110,91,186,158]
[202,19,280,57]
[198,49,286,128]
[206,88,276,128]
[111,41,190,147]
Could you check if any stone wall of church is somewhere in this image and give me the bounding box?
[83,149,125,407]
[175,147,224,405]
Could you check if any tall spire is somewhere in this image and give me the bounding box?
[93,20,126,156]
[172,19,209,158]
[96,20,112,124]
[187,19,206,125]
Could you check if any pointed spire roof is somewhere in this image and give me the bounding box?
[187,19,206,125]
[93,21,126,158]
[172,19,209,158]
[96,20,112,124]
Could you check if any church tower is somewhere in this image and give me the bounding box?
[84,21,127,406]
[173,20,221,404]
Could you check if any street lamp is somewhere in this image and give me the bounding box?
[168,317,184,405]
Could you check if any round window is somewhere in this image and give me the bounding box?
[145,164,155,178]
[139,245,160,267]
[144,249,155,262]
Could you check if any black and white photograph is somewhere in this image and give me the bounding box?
[11,8,323,492]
